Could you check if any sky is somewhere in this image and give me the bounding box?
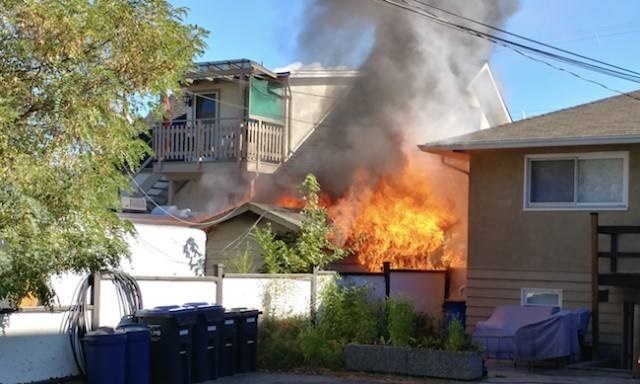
[170,0,640,121]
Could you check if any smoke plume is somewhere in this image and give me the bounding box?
[268,0,518,196]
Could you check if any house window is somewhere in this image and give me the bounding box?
[521,288,563,308]
[195,93,218,120]
[524,152,628,210]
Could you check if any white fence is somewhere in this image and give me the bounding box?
[0,266,447,383]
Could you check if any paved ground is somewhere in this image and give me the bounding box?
[210,362,640,384]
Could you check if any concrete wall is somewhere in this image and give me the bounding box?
[205,212,295,273]
[467,144,640,361]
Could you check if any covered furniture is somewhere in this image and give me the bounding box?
[472,305,559,359]
[513,311,581,361]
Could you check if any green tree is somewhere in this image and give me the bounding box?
[0,0,206,306]
[255,174,347,273]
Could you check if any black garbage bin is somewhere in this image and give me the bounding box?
[219,309,240,377]
[135,305,196,384]
[183,302,224,382]
[233,308,260,373]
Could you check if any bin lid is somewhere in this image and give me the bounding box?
[83,327,126,345]
[136,305,196,323]
[184,303,224,320]
[117,323,149,333]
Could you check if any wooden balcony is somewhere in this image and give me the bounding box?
[150,117,286,175]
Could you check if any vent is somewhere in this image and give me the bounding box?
[121,196,148,212]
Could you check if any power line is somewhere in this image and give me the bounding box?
[408,0,640,79]
[374,0,640,101]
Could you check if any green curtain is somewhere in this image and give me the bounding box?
[249,77,284,121]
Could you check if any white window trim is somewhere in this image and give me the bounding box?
[521,287,563,308]
[523,151,629,211]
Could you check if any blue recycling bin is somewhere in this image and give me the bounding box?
[83,327,127,384]
[117,323,150,384]
[443,300,467,329]
[183,302,224,382]
[135,305,196,384]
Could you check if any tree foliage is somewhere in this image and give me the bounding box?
[0,0,206,306]
[255,174,347,273]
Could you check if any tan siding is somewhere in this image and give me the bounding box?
[466,145,640,362]
[205,212,295,274]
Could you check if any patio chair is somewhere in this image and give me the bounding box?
[472,305,559,360]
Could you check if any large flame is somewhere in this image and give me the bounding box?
[329,154,457,271]
[275,153,463,271]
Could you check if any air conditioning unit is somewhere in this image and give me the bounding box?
[121,196,148,212]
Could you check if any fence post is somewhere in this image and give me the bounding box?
[90,271,101,329]
[383,261,391,298]
[213,264,224,305]
[310,266,319,321]
[590,212,600,360]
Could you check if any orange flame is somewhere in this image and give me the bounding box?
[275,153,463,271]
[330,155,457,271]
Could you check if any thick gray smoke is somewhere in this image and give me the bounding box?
[267,0,518,197]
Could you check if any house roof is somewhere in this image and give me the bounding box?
[187,59,289,82]
[419,91,640,152]
[200,202,303,232]
[118,212,209,228]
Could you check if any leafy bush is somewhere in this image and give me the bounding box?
[225,247,256,273]
[258,316,307,370]
[254,174,347,274]
[445,318,478,352]
[317,283,381,345]
[387,297,416,346]
[258,283,477,372]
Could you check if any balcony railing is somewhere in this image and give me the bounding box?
[151,117,285,165]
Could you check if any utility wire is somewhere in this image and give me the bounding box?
[375,0,640,101]
[125,167,247,227]
[408,0,640,79]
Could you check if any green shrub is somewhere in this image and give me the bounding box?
[387,298,416,346]
[297,326,344,369]
[444,318,478,352]
[258,316,307,370]
[225,247,255,273]
[317,283,381,345]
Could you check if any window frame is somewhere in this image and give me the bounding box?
[194,91,219,120]
[520,287,563,308]
[523,151,629,211]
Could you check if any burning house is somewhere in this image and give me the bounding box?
[131,1,515,297]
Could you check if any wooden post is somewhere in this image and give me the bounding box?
[590,212,600,360]
[310,266,318,322]
[90,271,101,329]
[213,264,224,305]
[383,261,391,298]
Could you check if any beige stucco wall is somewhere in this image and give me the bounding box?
[205,212,295,274]
[185,80,245,120]
[467,144,640,361]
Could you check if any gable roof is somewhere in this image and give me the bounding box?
[419,91,640,152]
[200,202,303,232]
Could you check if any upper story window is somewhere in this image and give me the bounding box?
[524,151,629,210]
[195,93,218,119]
